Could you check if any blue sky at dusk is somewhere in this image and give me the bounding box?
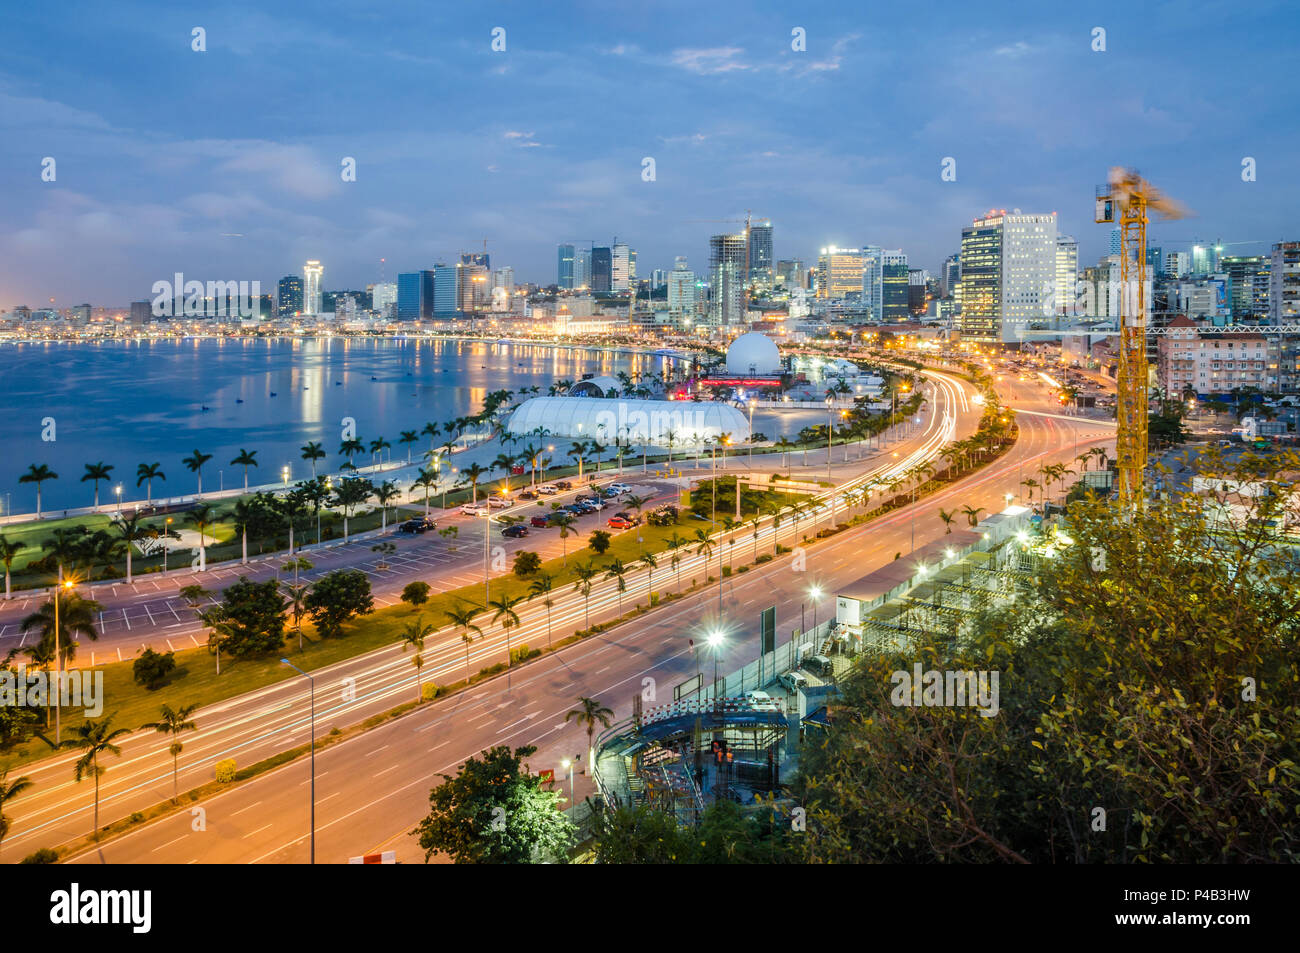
[2,0,1296,306]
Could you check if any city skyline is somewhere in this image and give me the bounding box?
[3,1,1297,305]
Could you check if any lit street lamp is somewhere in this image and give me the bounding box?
[279,659,316,864]
[707,629,725,700]
[560,758,575,819]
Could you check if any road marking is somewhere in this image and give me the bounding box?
[375,763,401,776]
[232,801,263,816]
[428,741,450,752]
[364,744,389,757]
[151,833,190,853]
[243,823,273,839]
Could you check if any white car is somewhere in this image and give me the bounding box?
[487,496,514,509]
[778,671,809,693]
[608,482,631,494]
[743,690,781,712]
[460,501,488,515]
[537,483,559,495]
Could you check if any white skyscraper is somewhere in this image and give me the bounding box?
[668,259,696,318]
[1055,236,1078,316]
[861,245,884,319]
[1001,212,1057,335]
[371,282,397,317]
[612,243,632,291]
[303,260,323,315]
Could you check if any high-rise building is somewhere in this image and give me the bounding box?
[458,263,490,312]
[907,269,928,317]
[371,282,397,317]
[1055,236,1078,316]
[461,251,490,271]
[667,260,696,317]
[591,247,612,292]
[1145,246,1164,274]
[1270,241,1300,324]
[129,301,152,326]
[433,265,458,316]
[1109,228,1121,256]
[709,233,747,326]
[941,254,961,298]
[557,244,575,289]
[493,267,515,296]
[881,251,909,321]
[1165,251,1189,279]
[303,260,323,315]
[611,243,632,291]
[958,211,1057,341]
[651,268,667,290]
[277,275,304,317]
[574,247,591,289]
[397,271,434,320]
[1221,256,1269,321]
[816,246,865,299]
[776,259,803,289]
[1192,244,1217,276]
[747,220,774,290]
[861,246,883,318]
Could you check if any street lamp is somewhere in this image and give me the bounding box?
[825,394,834,480]
[808,585,824,632]
[747,399,756,464]
[481,509,492,604]
[53,572,75,743]
[163,517,173,574]
[560,758,575,819]
[282,465,290,486]
[114,484,122,515]
[279,659,316,864]
[706,629,725,700]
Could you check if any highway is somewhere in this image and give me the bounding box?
[6,369,1114,862]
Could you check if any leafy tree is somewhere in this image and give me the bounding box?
[592,800,798,864]
[141,703,197,801]
[401,580,431,608]
[21,591,101,671]
[216,576,286,658]
[512,550,542,578]
[132,648,176,690]
[588,530,612,555]
[331,477,374,540]
[412,745,574,864]
[304,569,374,638]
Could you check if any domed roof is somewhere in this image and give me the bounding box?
[725,332,782,376]
[568,375,623,398]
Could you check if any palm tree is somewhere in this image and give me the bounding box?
[693,528,717,588]
[421,422,441,460]
[571,561,600,628]
[639,550,658,598]
[461,463,487,504]
[604,558,630,615]
[489,592,526,666]
[112,511,154,584]
[19,464,57,519]
[141,704,198,801]
[281,578,310,651]
[58,714,131,838]
[374,480,400,532]
[399,430,419,465]
[182,450,213,497]
[551,512,576,565]
[198,606,232,675]
[232,499,257,564]
[81,462,114,510]
[1021,478,1040,504]
[666,531,687,590]
[135,462,165,506]
[0,767,33,859]
[491,452,517,479]
[567,441,589,479]
[589,441,608,474]
[0,535,25,600]
[960,504,985,528]
[445,602,484,680]
[21,590,101,672]
[622,493,648,521]
[414,467,438,516]
[184,502,216,571]
[231,449,258,492]
[400,617,436,701]
[368,436,391,468]
[528,572,556,649]
[300,441,326,478]
[938,507,957,534]
[332,477,374,540]
[565,696,614,769]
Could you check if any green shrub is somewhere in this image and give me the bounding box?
[129,812,146,824]
[20,848,58,864]
[754,553,774,564]
[214,758,237,783]
[421,682,442,701]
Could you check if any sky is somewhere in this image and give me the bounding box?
[2,0,1297,307]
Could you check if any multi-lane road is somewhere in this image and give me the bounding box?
[4,369,1114,862]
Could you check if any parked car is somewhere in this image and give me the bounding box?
[778,671,809,693]
[517,490,538,501]
[743,690,781,712]
[487,496,514,508]
[555,480,573,490]
[803,655,834,677]
[501,524,529,538]
[460,501,488,515]
[612,511,640,524]
[564,504,588,516]
[400,515,437,534]
[537,483,559,495]
[529,514,552,528]
[602,487,621,498]
[607,515,634,529]
[608,482,631,493]
[579,497,606,510]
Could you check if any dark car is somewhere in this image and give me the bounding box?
[501,524,529,538]
[564,504,587,515]
[400,518,433,534]
[555,480,573,490]
[602,487,621,498]
[517,490,538,501]
[529,514,551,528]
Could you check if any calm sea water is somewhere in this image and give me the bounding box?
[0,337,672,514]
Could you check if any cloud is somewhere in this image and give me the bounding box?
[218,144,339,200]
[670,47,750,74]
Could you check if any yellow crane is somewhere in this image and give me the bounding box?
[1094,168,1189,506]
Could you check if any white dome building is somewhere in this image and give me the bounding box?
[725,332,783,377]
[568,375,622,398]
[506,397,749,446]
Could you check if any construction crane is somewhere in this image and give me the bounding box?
[683,211,760,314]
[1095,167,1189,506]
